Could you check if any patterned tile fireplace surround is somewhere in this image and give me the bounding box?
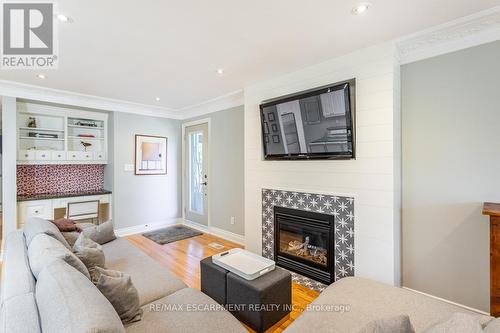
[262,188,354,292]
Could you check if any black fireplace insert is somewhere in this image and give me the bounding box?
[274,206,335,285]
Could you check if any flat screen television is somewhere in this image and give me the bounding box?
[260,79,355,160]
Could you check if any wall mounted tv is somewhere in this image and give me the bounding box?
[260,79,355,160]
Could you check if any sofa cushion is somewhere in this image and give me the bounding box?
[91,266,143,324]
[36,260,125,333]
[23,217,71,249]
[73,233,105,270]
[102,238,186,305]
[0,231,36,303]
[359,315,415,333]
[285,277,493,333]
[125,288,247,333]
[28,233,90,279]
[424,313,483,333]
[83,220,117,244]
[485,317,500,333]
[0,292,41,333]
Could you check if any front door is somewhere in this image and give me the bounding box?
[184,123,209,226]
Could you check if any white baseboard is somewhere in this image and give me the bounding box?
[402,287,490,316]
[182,219,245,245]
[114,218,182,237]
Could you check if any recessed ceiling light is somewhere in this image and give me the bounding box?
[37,74,46,79]
[352,3,371,15]
[155,97,161,101]
[56,14,69,22]
[216,68,224,75]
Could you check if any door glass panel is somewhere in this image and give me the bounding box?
[189,131,204,214]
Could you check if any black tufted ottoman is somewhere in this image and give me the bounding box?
[200,256,292,332]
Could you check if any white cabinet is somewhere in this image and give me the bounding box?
[17,193,112,229]
[17,200,53,229]
[16,102,108,165]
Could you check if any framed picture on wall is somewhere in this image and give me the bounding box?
[135,135,167,175]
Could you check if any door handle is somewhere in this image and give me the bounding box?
[201,182,208,186]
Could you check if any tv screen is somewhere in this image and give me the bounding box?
[260,79,355,160]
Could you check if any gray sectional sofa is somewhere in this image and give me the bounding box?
[1,217,498,333]
[285,276,495,332]
[0,225,247,333]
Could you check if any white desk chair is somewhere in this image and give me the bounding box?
[66,200,100,224]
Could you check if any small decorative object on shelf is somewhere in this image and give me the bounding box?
[27,117,37,128]
[80,141,92,151]
[75,120,98,127]
[28,132,59,139]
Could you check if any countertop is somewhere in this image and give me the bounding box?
[17,189,112,202]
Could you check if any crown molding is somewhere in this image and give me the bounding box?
[178,89,244,120]
[0,79,182,119]
[0,79,244,120]
[397,6,500,64]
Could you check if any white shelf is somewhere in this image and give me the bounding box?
[19,127,64,132]
[17,102,108,164]
[19,137,64,141]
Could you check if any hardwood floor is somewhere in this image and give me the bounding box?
[126,232,320,333]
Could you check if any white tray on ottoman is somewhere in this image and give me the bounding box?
[212,248,275,280]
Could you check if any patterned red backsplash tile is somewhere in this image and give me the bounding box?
[17,164,105,196]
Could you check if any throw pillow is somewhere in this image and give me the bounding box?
[61,231,80,248]
[28,233,90,279]
[51,218,81,232]
[358,315,415,333]
[90,266,143,324]
[424,313,483,333]
[82,221,117,245]
[23,217,71,249]
[73,233,105,270]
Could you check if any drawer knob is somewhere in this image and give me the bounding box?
[42,154,46,157]
[72,155,76,157]
[35,210,39,214]
[25,154,29,157]
[58,155,61,157]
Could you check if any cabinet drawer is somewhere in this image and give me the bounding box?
[51,151,66,160]
[18,200,53,227]
[27,204,50,217]
[18,150,35,161]
[94,152,106,161]
[35,150,51,160]
[67,151,84,160]
[82,152,93,160]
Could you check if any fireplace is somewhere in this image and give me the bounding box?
[274,206,334,285]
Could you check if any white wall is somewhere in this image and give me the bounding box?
[2,97,17,243]
[244,42,402,285]
[112,112,182,231]
[402,41,500,312]
[183,106,245,236]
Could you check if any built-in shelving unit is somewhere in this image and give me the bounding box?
[16,102,108,164]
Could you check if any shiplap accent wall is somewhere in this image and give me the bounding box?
[244,42,402,285]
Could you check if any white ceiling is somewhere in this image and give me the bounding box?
[1,0,499,112]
